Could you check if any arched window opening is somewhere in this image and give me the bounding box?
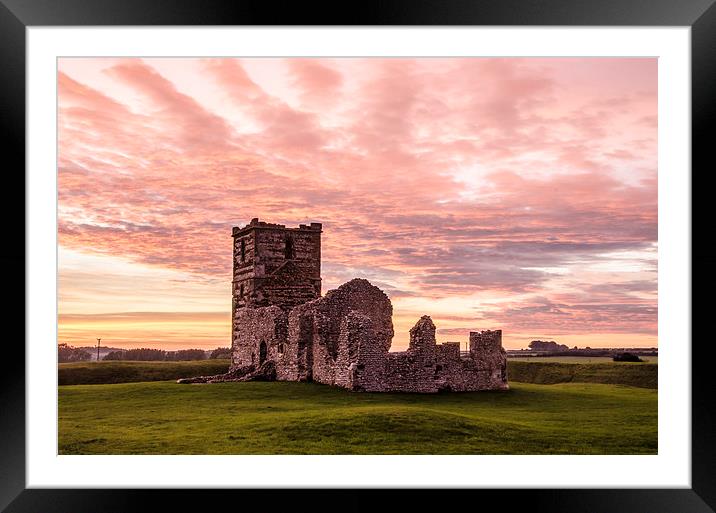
[259,341,267,366]
[240,238,246,262]
[284,236,294,260]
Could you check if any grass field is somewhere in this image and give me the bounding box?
[59,359,657,389]
[507,361,657,389]
[58,380,657,455]
[58,359,231,385]
[507,356,657,364]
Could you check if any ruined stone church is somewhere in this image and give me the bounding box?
[181,218,508,392]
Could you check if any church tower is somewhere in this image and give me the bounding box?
[232,218,322,312]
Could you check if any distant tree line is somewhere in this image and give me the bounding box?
[103,348,208,361]
[209,347,232,359]
[58,343,92,363]
[101,347,232,361]
[528,340,569,352]
[60,344,232,362]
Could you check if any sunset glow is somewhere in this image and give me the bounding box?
[58,57,657,350]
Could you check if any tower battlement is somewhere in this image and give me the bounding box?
[232,218,322,237]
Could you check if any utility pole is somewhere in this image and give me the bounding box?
[96,338,101,362]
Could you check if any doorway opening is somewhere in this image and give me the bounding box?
[259,341,267,366]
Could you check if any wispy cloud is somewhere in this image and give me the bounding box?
[58,57,657,349]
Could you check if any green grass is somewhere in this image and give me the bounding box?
[58,380,657,455]
[59,359,657,389]
[508,356,658,364]
[58,359,231,385]
[508,361,657,389]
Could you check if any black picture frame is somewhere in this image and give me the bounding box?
[2,1,714,511]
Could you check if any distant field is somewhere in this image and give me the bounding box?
[59,359,657,389]
[58,359,230,385]
[58,380,657,455]
[508,361,656,389]
[507,356,658,364]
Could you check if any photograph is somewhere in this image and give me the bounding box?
[57,56,658,455]
[5,0,711,506]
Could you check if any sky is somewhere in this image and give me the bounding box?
[57,57,657,351]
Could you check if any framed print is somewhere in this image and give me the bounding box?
[4,0,715,511]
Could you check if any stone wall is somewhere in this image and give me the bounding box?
[231,305,287,371]
[279,308,314,381]
[230,283,508,393]
[334,312,387,392]
[469,330,508,388]
[435,342,461,391]
[284,278,393,388]
[384,316,438,392]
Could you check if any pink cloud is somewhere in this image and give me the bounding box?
[105,59,235,151]
[287,58,344,106]
[58,57,658,347]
